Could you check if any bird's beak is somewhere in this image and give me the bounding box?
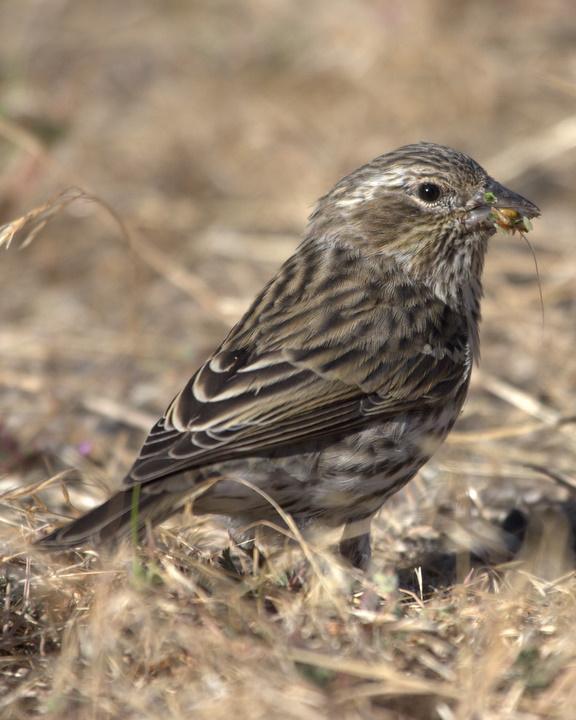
[484,178,540,218]
[465,178,540,232]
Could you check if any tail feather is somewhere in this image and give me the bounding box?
[35,488,181,550]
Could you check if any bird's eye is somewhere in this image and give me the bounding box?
[416,182,442,203]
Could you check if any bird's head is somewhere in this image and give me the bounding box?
[309,142,540,310]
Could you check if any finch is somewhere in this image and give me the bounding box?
[36,142,539,569]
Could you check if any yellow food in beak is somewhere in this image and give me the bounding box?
[490,207,533,233]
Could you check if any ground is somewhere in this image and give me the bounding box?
[1,2,576,718]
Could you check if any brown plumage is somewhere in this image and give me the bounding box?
[36,142,540,569]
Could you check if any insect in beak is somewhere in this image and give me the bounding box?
[465,180,540,234]
[490,206,534,234]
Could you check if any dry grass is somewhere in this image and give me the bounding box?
[1,2,576,718]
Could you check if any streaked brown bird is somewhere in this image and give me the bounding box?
[37,142,539,569]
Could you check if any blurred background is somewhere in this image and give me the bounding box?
[2,3,576,718]
[0,0,575,554]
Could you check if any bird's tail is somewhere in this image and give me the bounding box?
[34,487,182,550]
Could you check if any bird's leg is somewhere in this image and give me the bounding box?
[339,519,373,571]
[222,526,268,573]
[339,519,385,611]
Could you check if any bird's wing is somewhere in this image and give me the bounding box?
[125,244,469,485]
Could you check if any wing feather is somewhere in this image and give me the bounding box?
[125,244,469,486]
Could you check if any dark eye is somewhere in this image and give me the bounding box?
[417,182,442,203]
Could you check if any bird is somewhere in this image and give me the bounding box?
[36,142,540,570]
